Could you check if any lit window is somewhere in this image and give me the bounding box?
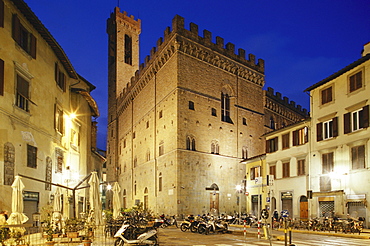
[250,166,260,180]
[293,127,308,146]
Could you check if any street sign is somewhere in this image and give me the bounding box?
[266,197,270,203]
[281,210,289,218]
[255,177,262,184]
[261,209,269,219]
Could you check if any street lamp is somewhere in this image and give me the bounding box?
[236,184,242,224]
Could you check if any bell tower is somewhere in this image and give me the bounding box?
[106,7,141,181]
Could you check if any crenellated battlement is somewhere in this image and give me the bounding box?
[265,87,309,117]
[169,15,264,72]
[110,7,141,29]
[117,13,265,110]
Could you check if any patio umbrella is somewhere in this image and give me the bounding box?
[88,172,102,225]
[7,176,28,228]
[62,190,70,219]
[112,182,122,219]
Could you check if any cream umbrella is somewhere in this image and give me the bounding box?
[88,172,102,225]
[112,182,122,219]
[7,176,28,230]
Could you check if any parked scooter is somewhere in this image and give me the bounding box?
[180,215,196,232]
[160,214,178,228]
[198,216,228,235]
[114,223,158,246]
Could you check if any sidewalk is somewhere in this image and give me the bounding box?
[229,224,370,240]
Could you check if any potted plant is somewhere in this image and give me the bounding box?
[65,218,83,238]
[10,229,29,246]
[81,214,96,246]
[0,226,10,246]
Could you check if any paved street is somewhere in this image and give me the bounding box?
[157,227,370,246]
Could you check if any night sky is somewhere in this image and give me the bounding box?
[24,0,370,150]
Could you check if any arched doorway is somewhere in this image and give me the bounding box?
[300,195,308,220]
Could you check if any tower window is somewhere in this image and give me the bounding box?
[189,101,195,110]
[124,34,132,65]
[211,108,217,116]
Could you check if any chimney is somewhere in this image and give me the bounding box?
[362,41,370,57]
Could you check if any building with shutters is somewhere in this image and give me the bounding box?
[304,42,370,227]
[0,0,104,223]
[263,119,310,220]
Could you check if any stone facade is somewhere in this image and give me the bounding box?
[107,7,308,216]
[0,0,104,221]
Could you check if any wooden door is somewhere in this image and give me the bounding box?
[300,201,308,219]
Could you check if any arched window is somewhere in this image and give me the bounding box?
[186,136,196,151]
[215,143,219,154]
[211,141,219,154]
[186,137,191,150]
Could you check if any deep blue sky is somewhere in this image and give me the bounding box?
[25,0,370,150]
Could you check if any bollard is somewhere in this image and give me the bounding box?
[243,220,246,238]
[284,218,287,246]
[289,228,292,245]
[257,220,261,239]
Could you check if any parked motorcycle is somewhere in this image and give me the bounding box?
[198,216,228,235]
[114,223,158,246]
[160,214,178,228]
[180,215,196,232]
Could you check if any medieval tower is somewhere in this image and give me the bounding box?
[106,7,307,216]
